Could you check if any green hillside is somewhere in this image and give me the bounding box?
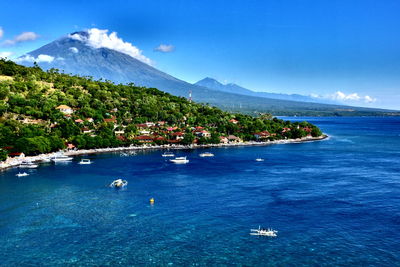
[0,60,322,158]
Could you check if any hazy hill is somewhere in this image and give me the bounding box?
[195,77,330,103]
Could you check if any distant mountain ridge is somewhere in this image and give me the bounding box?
[195,77,330,103]
[16,31,398,116]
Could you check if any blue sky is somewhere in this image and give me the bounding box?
[1,0,399,109]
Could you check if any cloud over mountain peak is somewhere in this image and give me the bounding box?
[69,28,152,65]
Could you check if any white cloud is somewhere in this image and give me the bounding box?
[312,90,377,104]
[154,44,175,53]
[69,28,152,65]
[3,31,39,46]
[15,54,55,63]
[331,91,361,101]
[69,47,79,53]
[364,95,377,103]
[0,51,13,58]
[0,27,3,39]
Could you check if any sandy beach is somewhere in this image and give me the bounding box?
[0,135,327,171]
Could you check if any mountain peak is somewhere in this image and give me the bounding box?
[69,31,89,39]
[196,77,223,85]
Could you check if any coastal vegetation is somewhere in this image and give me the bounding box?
[0,59,322,156]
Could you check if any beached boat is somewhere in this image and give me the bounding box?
[169,156,189,164]
[199,152,214,157]
[255,158,264,162]
[78,159,92,165]
[16,172,29,177]
[51,155,73,162]
[162,151,175,157]
[110,179,128,188]
[19,161,38,168]
[250,226,277,237]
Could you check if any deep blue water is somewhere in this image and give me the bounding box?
[1,117,400,266]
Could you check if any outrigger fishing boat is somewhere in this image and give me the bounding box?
[109,179,128,188]
[16,172,29,177]
[250,226,277,237]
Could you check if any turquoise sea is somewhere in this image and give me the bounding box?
[0,117,400,266]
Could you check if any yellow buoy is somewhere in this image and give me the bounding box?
[150,198,155,204]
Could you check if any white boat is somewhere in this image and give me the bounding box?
[19,161,38,168]
[255,158,264,162]
[16,172,29,177]
[169,156,189,164]
[51,155,73,162]
[250,226,277,237]
[162,151,175,157]
[110,179,128,188]
[78,159,92,165]
[199,152,214,157]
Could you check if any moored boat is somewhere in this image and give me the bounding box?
[16,172,29,177]
[51,155,73,162]
[162,151,175,157]
[19,161,38,168]
[169,156,189,164]
[199,152,214,157]
[78,159,92,165]
[255,158,264,162]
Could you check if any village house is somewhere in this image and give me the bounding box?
[55,105,73,114]
[81,127,93,134]
[282,127,291,133]
[86,118,94,123]
[134,135,154,143]
[103,116,117,123]
[114,129,125,135]
[194,130,211,138]
[254,131,270,141]
[228,135,242,143]
[153,136,166,142]
[74,119,84,123]
[171,132,185,140]
[139,129,151,135]
[219,136,229,144]
[229,119,239,124]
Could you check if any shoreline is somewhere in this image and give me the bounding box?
[0,135,327,171]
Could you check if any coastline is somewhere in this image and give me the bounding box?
[0,135,327,171]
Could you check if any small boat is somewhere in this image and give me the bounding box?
[255,158,264,162]
[250,226,277,237]
[162,151,175,157]
[109,179,128,188]
[51,155,73,162]
[16,172,29,177]
[169,156,189,164]
[19,161,38,168]
[78,159,92,165]
[199,152,214,157]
